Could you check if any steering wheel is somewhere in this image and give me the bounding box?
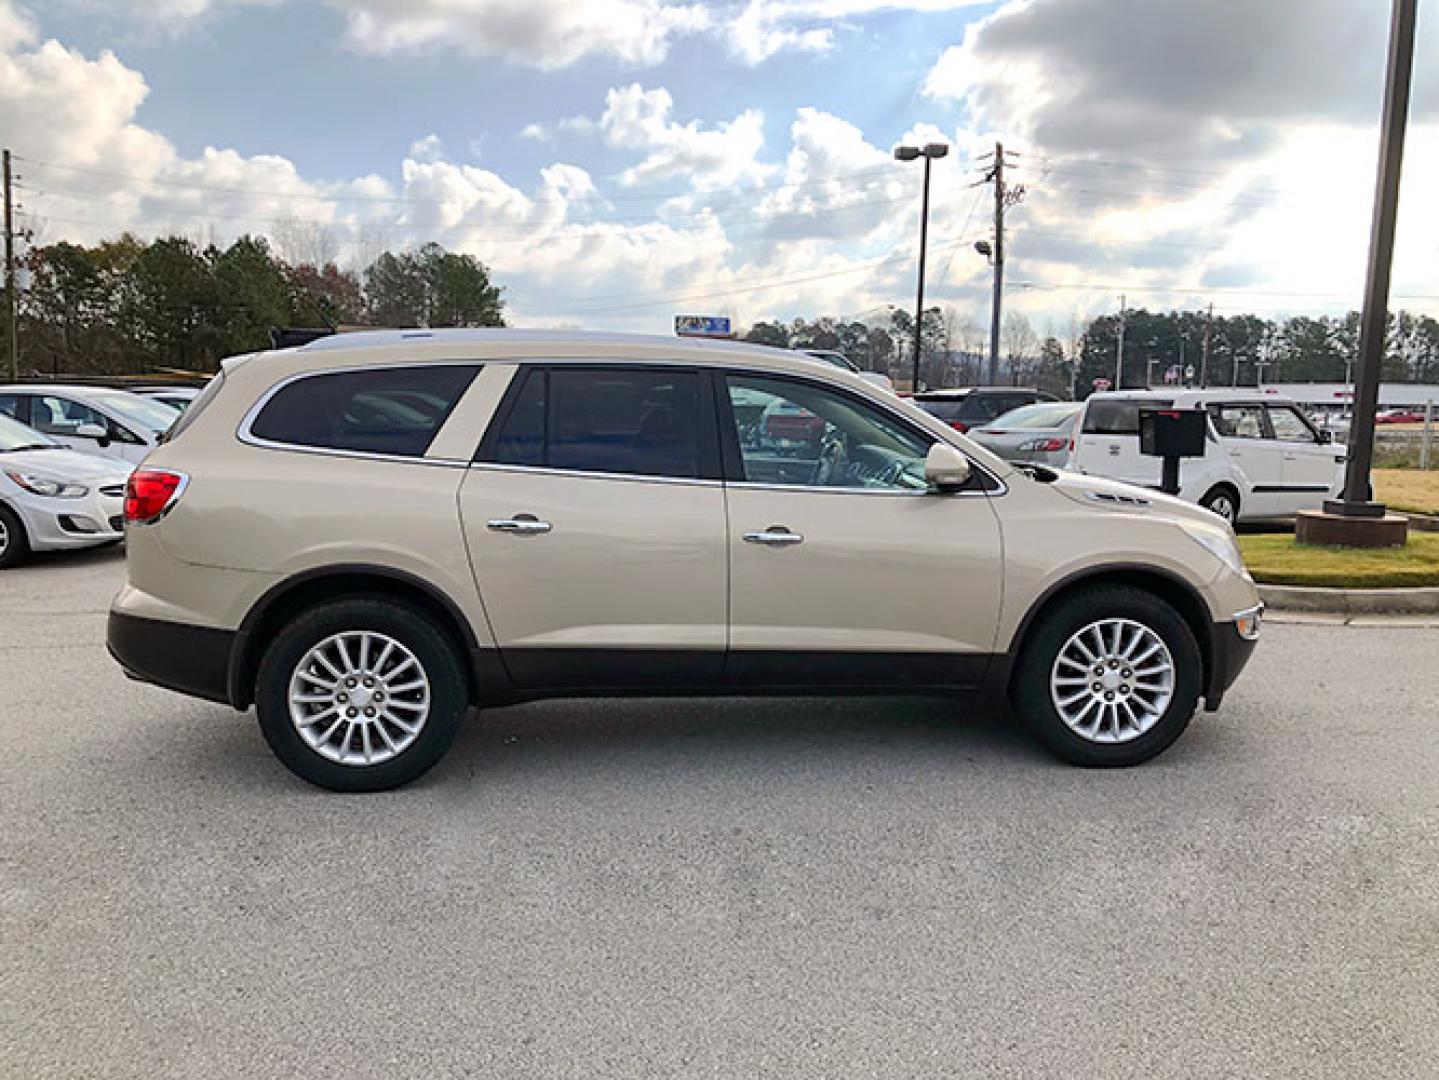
[814,432,848,486]
[876,459,911,489]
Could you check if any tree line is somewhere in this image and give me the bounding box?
[746,306,1439,396]
[6,235,505,376]
[7,229,1438,394]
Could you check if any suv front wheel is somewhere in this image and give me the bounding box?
[1012,585,1202,767]
[255,597,469,791]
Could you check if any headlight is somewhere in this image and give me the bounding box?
[1180,522,1246,576]
[5,471,88,498]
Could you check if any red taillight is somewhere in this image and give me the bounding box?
[949,421,969,433]
[125,468,187,524]
[1036,438,1067,452]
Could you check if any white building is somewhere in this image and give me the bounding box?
[1259,383,1439,413]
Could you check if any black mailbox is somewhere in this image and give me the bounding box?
[1139,408,1207,459]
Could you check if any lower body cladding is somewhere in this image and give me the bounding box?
[107,612,1256,711]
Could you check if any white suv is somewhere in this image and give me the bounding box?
[108,330,1261,791]
[1070,389,1347,523]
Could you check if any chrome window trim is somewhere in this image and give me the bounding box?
[468,461,722,489]
[724,477,1005,498]
[236,359,483,466]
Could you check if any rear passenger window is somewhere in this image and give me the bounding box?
[487,368,702,480]
[1083,400,1173,435]
[248,365,480,457]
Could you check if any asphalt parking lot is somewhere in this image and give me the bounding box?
[3,548,1438,1079]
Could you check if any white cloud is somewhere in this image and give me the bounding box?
[407,134,445,163]
[599,83,774,190]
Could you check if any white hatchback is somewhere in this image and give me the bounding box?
[1070,390,1347,523]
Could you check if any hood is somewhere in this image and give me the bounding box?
[0,448,134,485]
[1047,469,1227,529]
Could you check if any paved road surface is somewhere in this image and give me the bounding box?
[3,548,1438,1078]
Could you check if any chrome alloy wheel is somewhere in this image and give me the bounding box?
[1049,618,1175,744]
[0,515,9,557]
[287,631,431,766]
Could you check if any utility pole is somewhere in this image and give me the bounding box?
[1114,294,1126,388]
[1199,302,1213,387]
[3,149,16,383]
[980,142,1023,386]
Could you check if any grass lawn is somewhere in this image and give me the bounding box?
[1374,468,1439,516]
[1238,531,1439,588]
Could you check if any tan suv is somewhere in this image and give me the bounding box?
[108,330,1261,791]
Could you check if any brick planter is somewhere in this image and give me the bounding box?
[1295,511,1410,548]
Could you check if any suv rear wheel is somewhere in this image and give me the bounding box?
[1012,585,1202,767]
[255,597,469,791]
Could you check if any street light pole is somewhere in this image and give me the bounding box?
[895,142,949,393]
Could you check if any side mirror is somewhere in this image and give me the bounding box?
[925,442,972,492]
[76,423,108,441]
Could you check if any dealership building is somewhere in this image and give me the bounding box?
[1259,383,1439,413]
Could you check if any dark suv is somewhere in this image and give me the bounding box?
[912,388,1058,433]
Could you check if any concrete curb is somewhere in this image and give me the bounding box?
[1258,582,1439,615]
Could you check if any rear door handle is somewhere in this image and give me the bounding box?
[487,514,552,535]
[743,526,804,546]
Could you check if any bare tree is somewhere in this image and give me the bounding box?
[1002,311,1038,385]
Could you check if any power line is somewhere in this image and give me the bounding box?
[13,154,911,208]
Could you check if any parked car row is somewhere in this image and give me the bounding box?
[911,386,1349,525]
[0,383,197,567]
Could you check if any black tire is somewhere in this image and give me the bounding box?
[0,504,30,569]
[1199,485,1240,524]
[254,597,469,792]
[1012,585,1203,767]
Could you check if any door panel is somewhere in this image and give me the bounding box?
[726,487,1002,685]
[461,467,727,686]
[721,372,1002,688]
[462,364,727,690]
[1268,405,1341,512]
[1209,404,1286,517]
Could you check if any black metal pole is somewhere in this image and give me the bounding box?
[912,155,931,394]
[1329,0,1418,518]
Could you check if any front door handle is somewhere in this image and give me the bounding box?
[743,526,804,546]
[487,514,552,535]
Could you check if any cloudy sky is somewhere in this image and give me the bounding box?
[1,0,1437,336]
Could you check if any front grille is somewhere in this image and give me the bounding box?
[99,484,126,498]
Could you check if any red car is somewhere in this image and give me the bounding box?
[1375,408,1427,424]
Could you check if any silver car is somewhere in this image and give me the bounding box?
[968,401,1082,465]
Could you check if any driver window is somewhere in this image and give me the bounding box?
[726,375,931,491]
[1268,406,1317,443]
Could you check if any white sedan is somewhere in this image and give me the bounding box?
[0,413,132,568]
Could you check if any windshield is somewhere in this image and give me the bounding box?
[991,402,1082,430]
[0,413,59,451]
[90,390,182,433]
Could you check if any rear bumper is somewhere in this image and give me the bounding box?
[107,611,234,706]
[1203,617,1259,711]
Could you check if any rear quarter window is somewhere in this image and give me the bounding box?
[247,364,481,458]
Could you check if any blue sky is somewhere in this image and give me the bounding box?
[2,0,1437,335]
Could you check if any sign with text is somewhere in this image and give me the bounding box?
[675,315,733,339]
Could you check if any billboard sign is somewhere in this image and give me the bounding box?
[675,315,733,339]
